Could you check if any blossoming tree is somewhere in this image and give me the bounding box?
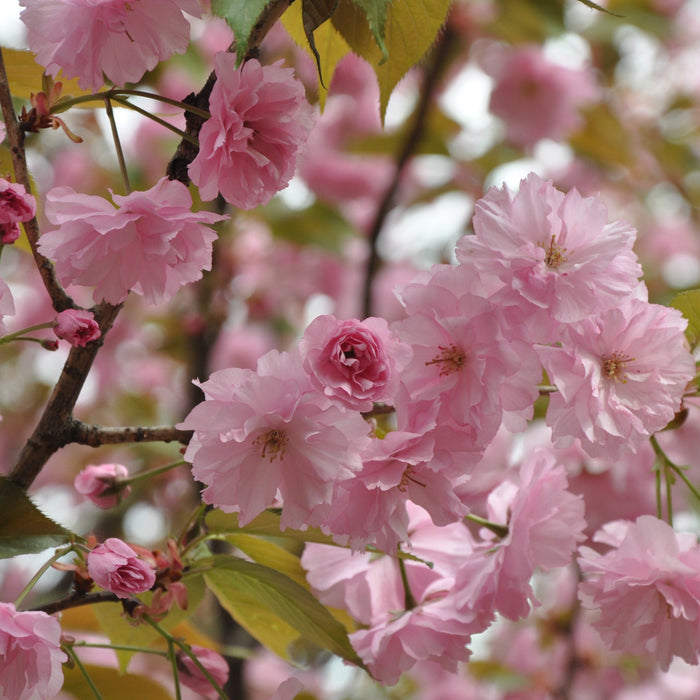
[2,0,700,698]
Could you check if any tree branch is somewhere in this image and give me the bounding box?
[34,590,120,616]
[0,47,74,312]
[68,420,192,447]
[361,22,456,318]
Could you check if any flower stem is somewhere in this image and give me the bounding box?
[120,460,186,487]
[465,513,509,539]
[65,646,105,700]
[0,321,55,345]
[398,556,418,611]
[111,96,198,146]
[104,96,131,194]
[14,545,74,609]
[72,641,168,656]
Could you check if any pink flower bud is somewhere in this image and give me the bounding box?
[0,178,36,226]
[1,222,20,244]
[53,309,101,347]
[87,538,156,599]
[177,645,229,698]
[40,339,59,351]
[74,463,130,509]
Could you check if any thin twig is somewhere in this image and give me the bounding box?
[68,420,192,447]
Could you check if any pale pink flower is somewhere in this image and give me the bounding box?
[189,54,314,209]
[19,0,203,92]
[0,601,67,700]
[481,43,599,147]
[0,121,5,143]
[0,178,36,244]
[299,315,411,411]
[578,516,700,670]
[87,537,156,598]
[538,299,695,459]
[456,174,643,334]
[455,450,586,620]
[0,279,15,335]
[177,645,229,698]
[74,463,130,508]
[37,177,226,305]
[54,308,101,347]
[179,350,370,530]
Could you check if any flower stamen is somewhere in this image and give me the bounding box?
[541,234,568,269]
[253,429,288,462]
[425,344,466,376]
[602,351,635,383]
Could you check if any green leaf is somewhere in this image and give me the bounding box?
[204,556,363,666]
[0,477,71,558]
[331,0,452,117]
[211,0,271,65]
[92,574,206,673]
[347,0,390,60]
[487,0,565,44]
[62,664,174,700]
[671,290,700,351]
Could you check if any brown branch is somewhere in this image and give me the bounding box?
[0,47,73,312]
[68,420,192,447]
[361,22,456,318]
[34,590,120,616]
[166,0,295,184]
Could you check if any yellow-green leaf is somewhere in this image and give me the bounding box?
[61,664,174,700]
[671,289,700,351]
[211,0,272,65]
[204,556,362,666]
[0,477,72,559]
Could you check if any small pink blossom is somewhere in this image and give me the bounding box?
[87,537,156,598]
[538,299,695,459]
[0,178,36,244]
[177,645,229,698]
[37,177,226,305]
[481,43,599,148]
[299,315,411,411]
[189,54,314,209]
[0,601,67,700]
[74,463,130,508]
[54,308,101,347]
[578,516,700,670]
[179,350,370,530]
[20,0,203,92]
[456,174,643,335]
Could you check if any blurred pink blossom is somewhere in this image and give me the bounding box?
[579,516,700,670]
[38,177,226,305]
[189,54,314,209]
[19,0,203,92]
[481,43,599,148]
[87,537,156,598]
[0,601,67,700]
[73,463,130,508]
[0,279,15,335]
[176,645,229,698]
[54,308,101,347]
[0,178,36,244]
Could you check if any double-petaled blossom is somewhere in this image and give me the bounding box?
[299,314,411,411]
[455,174,643,338]
[538,298,695,459]
[87,537,156,598]
[73,463,130,508]
[578,516,700,670]
[37,177,226,305]
[0,178,36,244]
[19,0,203,92]
[179,350,370,530]
[189,54,315,209]
[0,602,67,700]
[54,309,101,347]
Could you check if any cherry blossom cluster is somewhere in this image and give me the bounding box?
[181,172,699,678]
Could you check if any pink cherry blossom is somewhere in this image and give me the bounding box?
[19,0,203,92]
[54,308,101,347]
[538,299,695,459]
[179,350,370,530]
[578,516,700,670]
[0,601,67,700]
[0,279,15,335]
[0,178,36,244]
[299,314,411,411]
[455,173,643,334]
[177,645,229,698]
[37,177,226,305]
[481,43,599,148]
[73,463,130,508]
[189,54,315,209]
[87,537,156,598]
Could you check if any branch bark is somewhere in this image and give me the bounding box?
[68,420,192,447]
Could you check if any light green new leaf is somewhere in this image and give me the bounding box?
[204,556,363,666]
[332,0,452,117]
[671,290,700,352]
[0,477,72,559]
[92,574,206,673]
[211,0,271,64]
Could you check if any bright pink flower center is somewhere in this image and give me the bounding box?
[425,345,466,376]
[601,351,634,383]
[253,428,288,461]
